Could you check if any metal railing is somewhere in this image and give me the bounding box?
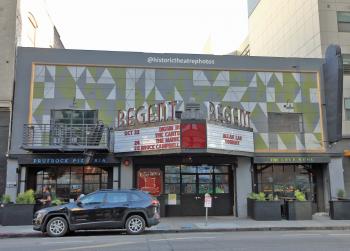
[22,123,110,151]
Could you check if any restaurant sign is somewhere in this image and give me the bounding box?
[18,154,119,165]
[254,156,331,164]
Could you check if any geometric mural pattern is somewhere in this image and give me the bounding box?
[32,65,323,151]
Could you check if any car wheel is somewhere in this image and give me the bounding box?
[46,217,68,237]
[125,215,146,234]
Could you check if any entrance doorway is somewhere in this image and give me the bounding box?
[159,164,233,216]
[167,165,233,216]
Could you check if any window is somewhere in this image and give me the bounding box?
[163,165,230,196]
[80,192,105,204]
[106,193,128,203]
[164,165,181,194]
[344,98,350,120]
[51,110,98,125]
[36,166,111,201]
[130,193,143,202]
[27,12,38,47]
[50,110,99,146]
[256,164,314,201]
[337,12,350,32]
[268,112,303,133]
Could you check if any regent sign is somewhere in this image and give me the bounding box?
[208,102,251,128]
[116,101,251,129]
[117,101,178,128]
[114,101,253,153]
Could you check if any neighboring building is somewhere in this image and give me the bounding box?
[240,0,350,197]
[7,47,342,217]
[0,0,64,196]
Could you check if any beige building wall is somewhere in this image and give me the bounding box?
[248,0,322,58]
[0,0,17,110]
[248,0,350,57]
[319,0,350,56]
[17,0,60,48]
[0,0,62,109]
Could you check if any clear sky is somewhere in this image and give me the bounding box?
[45,0,248,55]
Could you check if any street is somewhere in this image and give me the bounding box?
[1,230,350,251]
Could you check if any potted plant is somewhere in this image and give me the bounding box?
[51,197,64,206]
[0,195,12,225]
[2,190,35,226]
[285,190,312,220]
[329,189,350,220]
[247,192,281,221]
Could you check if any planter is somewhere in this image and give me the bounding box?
[247,198,282,221]
[1,204,35,226]
[0,206,3,225]
[285,201,312,220]
[329,200,350,220]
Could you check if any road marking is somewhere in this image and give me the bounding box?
[282,234,321,237]
[52,236,217,250]
[52,241,137,251]
[42,240,94,245]
[329,234,350,236]
[150,236,217,242]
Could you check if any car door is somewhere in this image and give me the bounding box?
[103,192,129,227]
[69,192,106,229]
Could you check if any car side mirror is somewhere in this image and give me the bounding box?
[77,200,83,207]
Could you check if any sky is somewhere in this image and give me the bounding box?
[45,0,248,55]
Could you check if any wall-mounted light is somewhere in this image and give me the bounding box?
[70,97,77,108]
[283,99,294,110]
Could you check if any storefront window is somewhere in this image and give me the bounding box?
[35,166,111,201]
[164,164,230,195]
[256,164,314,200]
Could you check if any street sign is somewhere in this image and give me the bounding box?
[204,193,212,208]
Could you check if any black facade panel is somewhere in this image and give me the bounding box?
[323,45,344,143]
[0,111,10,195]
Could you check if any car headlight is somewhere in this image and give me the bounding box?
[35,210,47,223]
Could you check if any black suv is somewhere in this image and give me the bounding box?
[33,189,160,237]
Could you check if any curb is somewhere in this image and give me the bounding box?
[0,232,42,238]
[2,226,350,238]
[147,226,350,234]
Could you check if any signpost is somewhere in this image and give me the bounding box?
[204,193,212,226]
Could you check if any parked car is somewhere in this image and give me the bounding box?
[33,189,160,237]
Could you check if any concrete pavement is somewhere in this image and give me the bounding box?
[2,215,350,238]
[2,230,350,251]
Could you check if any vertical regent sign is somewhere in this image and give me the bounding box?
[114,124,181,153]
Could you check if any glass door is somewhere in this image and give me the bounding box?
[180,165,205,216]
[164,164,233,216]
[84,174,101,194]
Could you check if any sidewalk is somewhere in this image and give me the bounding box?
[2,215,350,238]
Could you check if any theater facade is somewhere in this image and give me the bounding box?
[5,47,343,217]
